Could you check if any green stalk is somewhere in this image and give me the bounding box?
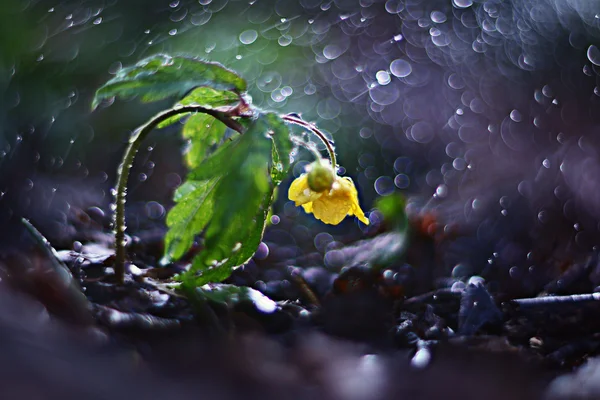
[113,105,243,284]
[282,114,337,170]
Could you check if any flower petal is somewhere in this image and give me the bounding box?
[343,177,369,225]
[301,202,313,213]
[311,194,354,225]
[288,174,322,206]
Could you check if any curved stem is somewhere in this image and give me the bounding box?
[282,114,336,170]
[113,105,244,284]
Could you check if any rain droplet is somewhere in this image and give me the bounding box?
[374,176,394,196]
[278,35,292,46]
[587,45,600,66]
[323,44,343,60]
[453,0,473,8]
[430,11,447,23]
[390,59,412,78]
[510,109,522,122]
[168,29,177,36]
[542,159,551,168]
[435,184,448,198]
[239,30,258,45]
[375,70,391,85]
[394,174,410,189]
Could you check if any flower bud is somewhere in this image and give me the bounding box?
[306,160,335,192]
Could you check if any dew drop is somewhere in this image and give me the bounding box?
[390,59,412,78]
[510,109,522,122]
[587,45,600,66]
[375,70,391,85]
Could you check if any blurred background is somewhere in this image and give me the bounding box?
[1,0,600,297]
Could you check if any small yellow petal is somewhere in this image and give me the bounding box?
[288,174,322,206]
[311,194,354,225]
[301,202,313,213]
[343,177,369,225]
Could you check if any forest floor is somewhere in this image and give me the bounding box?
[2,210,599,400]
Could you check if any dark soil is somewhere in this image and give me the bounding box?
[2,208,599,400]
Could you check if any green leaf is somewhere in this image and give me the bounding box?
[186,191,274,286]
[180,115,276,286]
[375,193,408,231]
[178,86,241,109]
[264,113,293,185]
[157,113,190,129]
[92,54,247,109]
[163,177,220,263]
[182,114,228,169]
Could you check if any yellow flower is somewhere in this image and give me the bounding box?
[288,173,369,225]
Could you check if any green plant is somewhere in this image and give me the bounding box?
[93,54,368,287]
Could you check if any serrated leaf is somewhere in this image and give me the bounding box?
[157,112,190,129]
[260,113,292,185]
[163,177,220,263]
[182,114,228,169]
[180,115,276,286]
[177,86,240,109]
[185,190,274,286]
[265,113,293,178]
[92,54,246,109]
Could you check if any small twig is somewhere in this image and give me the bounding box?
[282,114,337,169]
[289,268,321,308]
[113,105,244,284]
[508,293,600,309]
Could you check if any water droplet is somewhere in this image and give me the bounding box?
[278,35,292,46]
[510,109,522,122]
[435,184,448,198]
[323,44,343,60]
[394,174,410,189]
[375,70,391,85]
[542,159,551,168]
[168,29,177,36]
[93,17,102,25]
[453,0,473,8]
[430,11,447,23]
[254,242,269,260]
[374,176,394,196]
[390,59,412,77]
[587,45,600,66]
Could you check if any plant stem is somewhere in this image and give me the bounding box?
[113,105,244,284]
[282,114,337,170]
